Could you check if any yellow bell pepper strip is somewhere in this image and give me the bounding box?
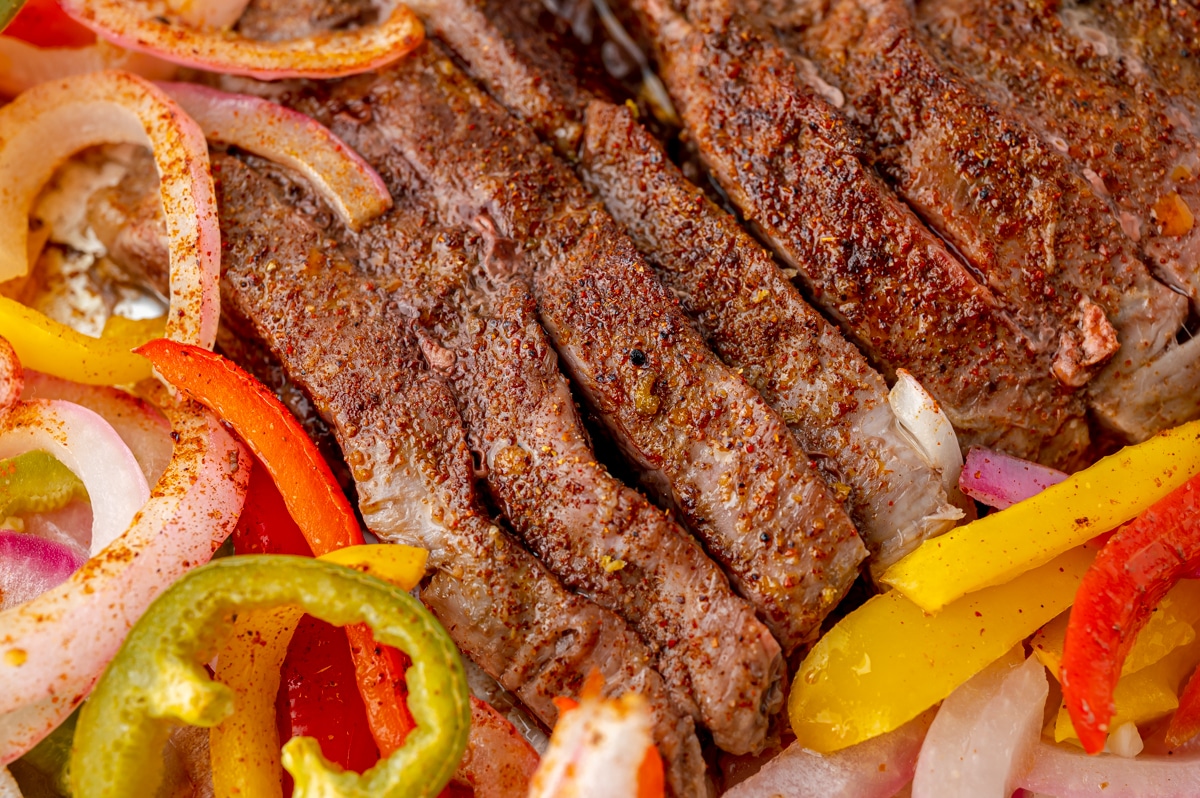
[0,296,151,385]
[0,449,87,516]
[136,339,423,757]
[882,420,1200,612]
[789,543,1097,753]
[70,554,468,798]
[100,313,166,343]
[210,544,428,798]
[1062,471,1200,753]
[1054,638,1200,744]
[1033,580,1200,680]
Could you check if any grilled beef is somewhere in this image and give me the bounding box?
[311,121,785,752]
[736,0,1192,443]
[625,0,1090,467]
[415,0,962,571]
[914,0,1200,440]
[211,150,706,795]
[273,43,866,652]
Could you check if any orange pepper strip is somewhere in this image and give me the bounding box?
[136,338,418,754]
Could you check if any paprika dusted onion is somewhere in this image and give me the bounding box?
[0,71,220,350]
[959,446,1068,510]
[59,0,424,80]
[0,401,248,763]
[160,83,393,231]
[0,36,175,98]
[0,530,86,611]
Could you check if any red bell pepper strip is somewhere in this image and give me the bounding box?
[1061,471,1200,754]
[137,338,418,754]
[1166,661,1200,747]
[3,0,96,47]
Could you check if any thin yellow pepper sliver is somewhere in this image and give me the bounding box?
[0,296,151,385]
[789,544,1097,753]
[881,420,1200,613]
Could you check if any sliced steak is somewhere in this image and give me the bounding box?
[324,143,783,752]
[625,0,1090,467]
[274,43,866,652]
[913,0,1200,439]
[578,100,963,569]
[746,0,1191,441]
[212,150,706,796]
[415,0,961,571]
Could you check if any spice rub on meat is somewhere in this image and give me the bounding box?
[418,0,962,569]
[294,111,785,753]
[624,0,1090,468]
[275,43,867,653]
[211,151,706,797]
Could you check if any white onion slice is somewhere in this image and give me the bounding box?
[0,36,176,98]
[959,446,1068,510]
[912,652,1048,798]
[59,0,424,80]
[0,767,19,798]
[0,71,220,349]
[160,82,393,231]
[889,369,964,492]
[724,710,935,798]
[22,370,174,486]
[0,530,86,611]
[0,399,148,555]
[1020,741,1200,797]
[455,697,541,798]
[0,402,248,763]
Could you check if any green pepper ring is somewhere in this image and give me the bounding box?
[69,554,470,798]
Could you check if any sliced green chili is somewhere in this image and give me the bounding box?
[0,451,88,518]
[0,0,26,33]
[69,555,470,798]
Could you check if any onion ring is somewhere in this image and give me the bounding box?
[0,36,175,98]
[160,82,393,231]
[0,400,248,763]
[0,70,220,349]
[59,0,425,80]
[0,337,22,415]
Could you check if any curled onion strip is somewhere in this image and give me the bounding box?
[1020,741,1200,797]
[59,0,425,80]
[0,338,22,415]
[889,369,964,492]
[161,82,393,231]
[0,401,248,763]
[23,370,174,487]
[0,399,148,556]
[0,70,220,349]
[0,36,176,98]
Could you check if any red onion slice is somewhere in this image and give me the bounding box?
[960,446,1069,510]
[23,370,174,486]
[0,338,22,416]
[0,71,220,349]
[59,0,424,80]
[0,530,85,611]
[912,652,1049,798]
[0,399,148,556]
[0,36,176,98]
[160,82,393,231]
[1020,741,1200,797]
[0,401,248,763]
[723,710,935,798]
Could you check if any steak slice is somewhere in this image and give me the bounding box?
[416,0,962,570]
[625,0,1090,467]
[211,150,706,796]
[323,129,783,753]
[913,0,1200,440]
[275,43,866,652]
[748,0,1192,441]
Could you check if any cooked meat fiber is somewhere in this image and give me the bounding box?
[416,0,962,570]
[625,0,1090,467]
[277,44,866,652]
[915,0,1200,440]
[212,151,706,796]
[317,126,784,753]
